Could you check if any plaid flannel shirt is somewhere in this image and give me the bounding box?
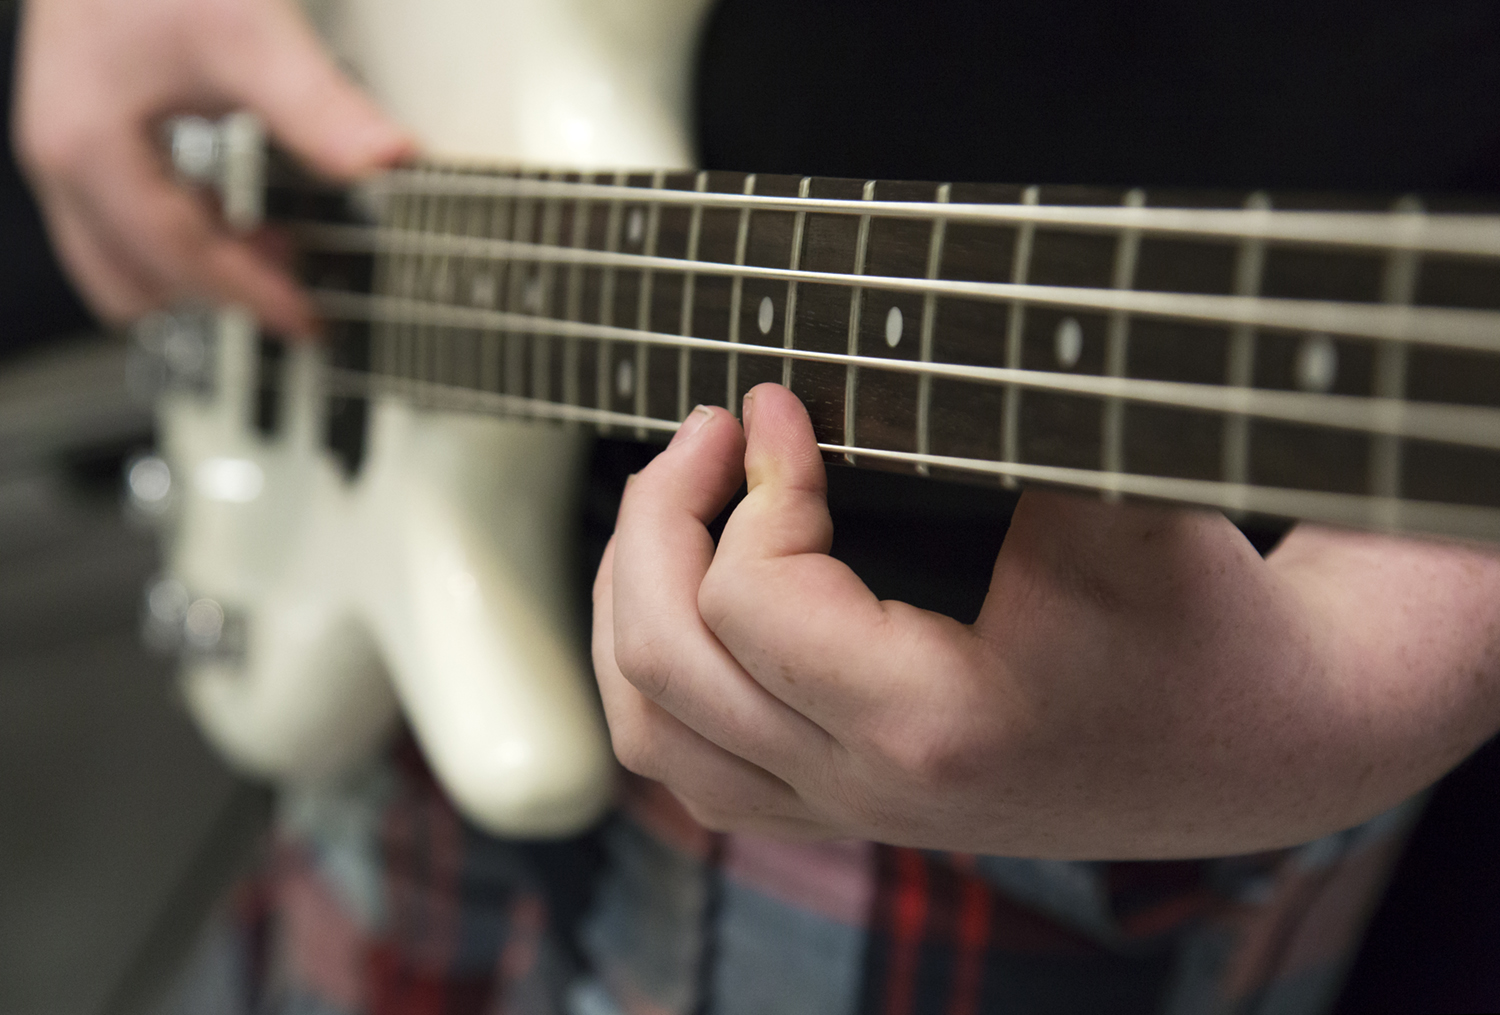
[161,736,1418,1015]
[160,439,1414,1015]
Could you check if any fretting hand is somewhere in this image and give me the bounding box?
[11,0,413,333]
[593,382,1500,858]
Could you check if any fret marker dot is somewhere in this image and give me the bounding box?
[432,265,452,301]
[885,306,904,348]
[1296,334,1338,392]
[470,274,495,307]
[1055,317,1083,368]
[758,296,774,335]
[627,208,645,245]
[524,275,543,312]
[616,359,634,398]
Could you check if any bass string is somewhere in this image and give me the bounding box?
[310,288,1500,455]
[300,365,1500,543]
[362,169,1500,259]
[290,221,1500,355]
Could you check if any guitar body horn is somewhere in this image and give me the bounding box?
[156,0,715,835]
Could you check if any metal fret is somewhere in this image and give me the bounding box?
[916,183,952,476]
[1102,189,1147,498]
[503,174,538,397]
[1222,192,1271,510]
[1000,186,1040,487]
[725,174,757,410]
[677,171,709,421]
[370,188,404,379]
[386,192,409,383]
[530,175,565,403]
[390,190,417,384]
[561,174,591,412]
[454,188,487,390]
[398,191,425,387]
[432,189,462,387]
[597,172,628,427]
[842,181,878,464]
[1371,196,1424,527]
[415,188,447,386]
[633,171,667,439]
[479,183,513,394]
[782,177,813,390]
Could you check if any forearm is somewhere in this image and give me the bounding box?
[1267,525,1500,829]
[979,502,1500,858]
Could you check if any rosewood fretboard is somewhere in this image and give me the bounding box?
[267,163,1500,541]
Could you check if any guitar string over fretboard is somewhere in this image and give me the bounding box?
[269,162,1500,542]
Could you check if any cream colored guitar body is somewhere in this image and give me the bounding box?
[152,0,714,835]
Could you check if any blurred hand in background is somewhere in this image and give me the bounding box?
[10,0,413,335]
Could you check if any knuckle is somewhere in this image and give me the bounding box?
[680,798,738,834]
[863,645,991,790]
[874,715,980,789]
[608,725,661,780]
[611,627,650,676]
[695,566,734,631]
[613,628,674,700]
[698,554,764,635]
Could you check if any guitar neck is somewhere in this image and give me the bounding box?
[269,162,1500,542]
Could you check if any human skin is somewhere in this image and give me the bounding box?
[19,0,1500,863]
[593,383,1500,859]
[11,0,412,334]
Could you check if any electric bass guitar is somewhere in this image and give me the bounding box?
[135,0,1500,838]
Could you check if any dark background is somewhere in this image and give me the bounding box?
[0,0,92,356]
[7,1,1500,1010]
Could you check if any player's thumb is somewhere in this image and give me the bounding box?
[212,0,415,180]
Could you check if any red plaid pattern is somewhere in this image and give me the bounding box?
[163,735,1418,1015]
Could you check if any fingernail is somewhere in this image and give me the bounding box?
[741,390,756,430]
[670,405,714,446]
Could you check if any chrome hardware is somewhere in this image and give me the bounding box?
[125,453,173,518]
[142,576,247,661]
[167,112,265,230]
[129,307,219,397]
[169,116,222,184]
